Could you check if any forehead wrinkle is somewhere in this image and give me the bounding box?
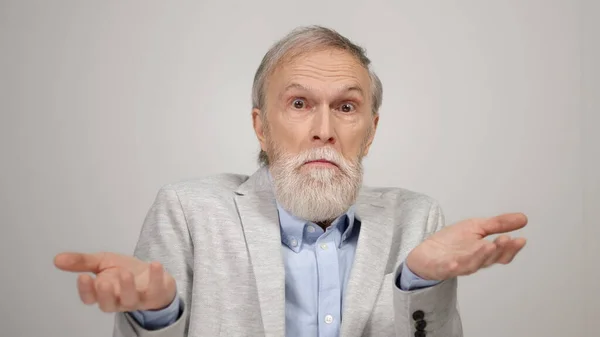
[267,50,371,105]
[280,81,365,98]
[289,62,362,80]
[285,61,368,97]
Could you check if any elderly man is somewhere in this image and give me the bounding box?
[54,26,527,337]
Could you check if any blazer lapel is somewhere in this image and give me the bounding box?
[234,167,286,337]
[340,191,395,337]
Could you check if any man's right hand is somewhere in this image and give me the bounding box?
[53,252,177,313]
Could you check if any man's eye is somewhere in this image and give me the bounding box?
[340,103,355,113]
[292,99,306,109]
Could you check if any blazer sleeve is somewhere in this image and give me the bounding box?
[113,185,194,337]
[393,201,464,337]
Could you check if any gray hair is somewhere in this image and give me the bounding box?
[252,25,383,166]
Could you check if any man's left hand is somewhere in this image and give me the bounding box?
[406,213,528,281]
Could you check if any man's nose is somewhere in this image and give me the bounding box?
[311,106,336,145]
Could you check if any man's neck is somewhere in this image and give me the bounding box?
[316,220,334,231]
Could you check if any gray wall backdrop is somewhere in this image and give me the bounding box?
[0,1,597,336]
[583,0,598,335]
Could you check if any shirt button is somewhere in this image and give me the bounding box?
[307,225,316,233]
[290,238,298,247]
[320,243,328,250]
[324,314,334,324]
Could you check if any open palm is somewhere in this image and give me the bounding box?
[54,252,176,312]
[406,213,528,281]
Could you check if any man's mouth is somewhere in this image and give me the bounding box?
[304,159,339,168]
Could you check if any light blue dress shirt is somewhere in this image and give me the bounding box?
[279,203,357,336]
[128,205,440,333]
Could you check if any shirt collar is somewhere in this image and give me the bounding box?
[276,203,307,252]
[276,201,358,252]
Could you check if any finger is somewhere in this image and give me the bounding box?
[118,269,139,311]
[54,252,103,273]
[96,279,118,312]
[482,235,511,268]
[497,237,527,264]
[142,262,165,304]
[77,273,97,305]
[480,213,528,236]
[457,242,496,276]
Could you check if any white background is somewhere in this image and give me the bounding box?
[0,1,597,336]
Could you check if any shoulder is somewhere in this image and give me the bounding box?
[359,184,446,235]
[360,185,441,211]
[156,172,250,201]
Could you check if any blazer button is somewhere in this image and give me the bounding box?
[415,319,427,331]
[412,310,425,321]
[414,331,426,337]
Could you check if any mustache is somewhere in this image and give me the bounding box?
[298,147,343,165]
[267,139,364,176]
[284,147,361,175]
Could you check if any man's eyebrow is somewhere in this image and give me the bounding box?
[282,83,311,93]
[281,82,365,96]
[340,85,365,97]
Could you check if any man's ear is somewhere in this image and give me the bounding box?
[362,113,380,156]
[252,108,268,151]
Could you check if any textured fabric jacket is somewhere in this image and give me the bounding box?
[113,166,463,337]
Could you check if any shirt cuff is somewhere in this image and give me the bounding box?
[396,262,441,291]
[128,295,182,330]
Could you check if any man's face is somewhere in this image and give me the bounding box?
[252,48,379,222]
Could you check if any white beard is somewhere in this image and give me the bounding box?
[268,145,364,223]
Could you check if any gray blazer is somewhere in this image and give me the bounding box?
[113,167,463,337]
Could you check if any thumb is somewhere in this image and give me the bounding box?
[53,252,104,273]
